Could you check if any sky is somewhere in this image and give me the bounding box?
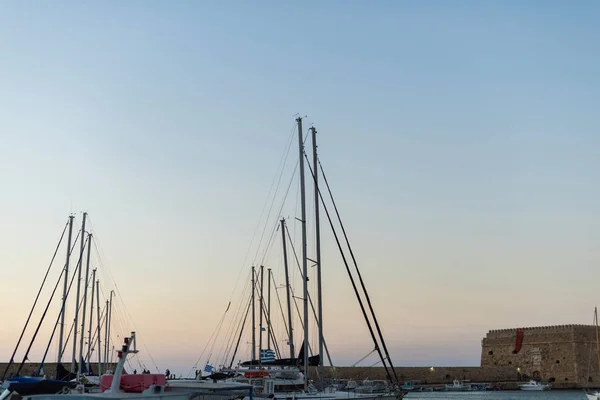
[1,0,600,377]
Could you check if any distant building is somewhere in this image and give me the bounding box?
[481,324,600,388]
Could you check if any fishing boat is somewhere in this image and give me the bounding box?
[519,380,551,391]
[444,380,472,392]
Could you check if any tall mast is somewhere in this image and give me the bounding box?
[281,219,294,358]
[267,268,272,350]
[251,266,256,364]
[297,116,309,390]
[72,212,87,373]
[58,215,74,364]
[311,126,324,389]
[259,265,264,364]
[103,299,109,372]
[78,233,92,379]
[106,290,114,372]
[595,307,600,373]
[96,279,101,375]
[86,268,96,372]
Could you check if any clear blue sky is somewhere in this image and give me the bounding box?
[1,1,599,375]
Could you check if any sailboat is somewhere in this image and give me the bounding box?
[202,118,405,400]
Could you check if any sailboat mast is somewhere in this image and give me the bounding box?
[78,233,92,379]
[281,219,295,358]
[595,307,600,374]
[58,215,74,364]
[297,116,309,390]
[86,268,96,372]
[96,279,101,375]
[103,299,109,371]
[72,212,87,373]
[267,268,272,350]
[311,126,324,389]
[259,264,264,364]
[106,290,114,371]
[251,266,256,364]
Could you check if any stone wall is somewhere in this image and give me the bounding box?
[310,366,517,385]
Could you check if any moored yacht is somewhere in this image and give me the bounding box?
[519,380,551,391]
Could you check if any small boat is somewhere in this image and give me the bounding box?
[519,380,551,391]
[444,380,472,391]
[586,392,600,400]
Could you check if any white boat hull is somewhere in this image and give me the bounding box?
[586,392,600,400]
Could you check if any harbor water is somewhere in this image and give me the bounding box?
[405,391,588,400]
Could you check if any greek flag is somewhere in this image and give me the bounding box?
[204,364,214,373]
[260,349,275,363]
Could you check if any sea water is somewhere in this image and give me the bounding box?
[405,391,587,400]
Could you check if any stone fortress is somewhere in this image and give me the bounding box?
[481,324,600,388]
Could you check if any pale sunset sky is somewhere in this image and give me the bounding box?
[1,1,599,376]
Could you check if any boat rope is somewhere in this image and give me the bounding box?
[254,273,282,359]
[226,122,297,308]
[271,271,290,341]
[219,273,252,368]
[228,296,252,368]
[16,235,88,376]
[316,157,400,384]
[284,223,336,370]
[302,155,394,384]
[205,302,231,367]
[61,272,95,357]
[57,234,87,360]
[257,132,308,268]
[37,230,82,376]
[188,302,231,377]
[89,222,160,373]
[253,126,298,267]
[2,219,69,381]
[352,349,377,367]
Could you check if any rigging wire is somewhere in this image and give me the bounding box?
[304,155,394,383]
[17,235,88,376]
[1,220,69,380]
[228,122,297,304]
[352,349,378,367]
[316,158,399,383]
[37,230,82,374]
[253,126,298,266]
[88,225,160,373]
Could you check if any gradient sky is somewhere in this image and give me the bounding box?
[1,1,600,377]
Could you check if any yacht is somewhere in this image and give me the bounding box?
[444,380,472,392]
[519,380,551,391]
